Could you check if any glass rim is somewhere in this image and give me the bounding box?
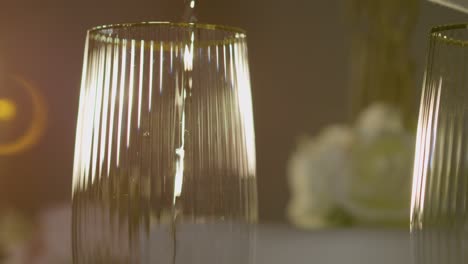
[431,23,468,45]
[88,21,247,35]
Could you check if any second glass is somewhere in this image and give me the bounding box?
[411,24,468,264]
[71,22,258,264]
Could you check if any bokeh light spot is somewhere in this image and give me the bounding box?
[0,98,16,121]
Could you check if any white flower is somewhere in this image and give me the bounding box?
[288,103,414,227]
[355,103,405,143]
[287,125,353,228]
[340,103,414,224]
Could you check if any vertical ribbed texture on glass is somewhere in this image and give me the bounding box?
[411,24,468,264]
[71,23,257,264]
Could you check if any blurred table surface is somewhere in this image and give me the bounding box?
[256,225,411,264]
[30,207,412,264]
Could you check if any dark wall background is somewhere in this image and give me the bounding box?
[0,0,466,222]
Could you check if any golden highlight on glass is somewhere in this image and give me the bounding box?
[72,22,257,264]
[411,24,468,264]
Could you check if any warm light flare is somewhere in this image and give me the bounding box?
[0,76,47,156]
[0,98,16,121]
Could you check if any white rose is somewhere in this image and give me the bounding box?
[287,103,414,228]
[287,125,353,228]
[338,103,414,224]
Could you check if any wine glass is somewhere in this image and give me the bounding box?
[411,24,468,264]
[71,22,258,264]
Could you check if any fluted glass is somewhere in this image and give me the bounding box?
[71,22,257,264]
[411,24,468,264]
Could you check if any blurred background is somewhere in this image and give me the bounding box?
[0,0,467,261]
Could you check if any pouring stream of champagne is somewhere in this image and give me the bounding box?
[172,2,198,263]
[181,0,198,22]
